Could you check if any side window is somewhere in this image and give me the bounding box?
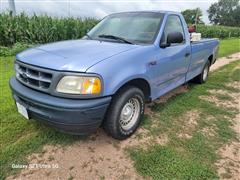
[161,15,185,45]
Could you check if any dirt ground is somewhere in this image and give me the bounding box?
[214,82,240,180]
[7,53,240,180]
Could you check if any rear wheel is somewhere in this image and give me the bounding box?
[103,86,145,140]
[193,61,210,84]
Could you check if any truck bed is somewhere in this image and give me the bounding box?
[191,38,218,44]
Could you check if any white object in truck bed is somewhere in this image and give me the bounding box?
[191,33,201,42]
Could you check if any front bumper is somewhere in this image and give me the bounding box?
[9,77,111,135]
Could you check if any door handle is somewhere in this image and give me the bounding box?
[149,61,157,66]
[185,53,190,57]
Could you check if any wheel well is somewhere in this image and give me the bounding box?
[117,78,151,102]
[208,55,213,64]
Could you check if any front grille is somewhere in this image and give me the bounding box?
[15,61,53,91]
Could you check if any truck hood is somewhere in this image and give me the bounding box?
[16,39,139,72]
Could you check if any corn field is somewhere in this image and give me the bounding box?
[197,24,240,39]
[0,13,239,47]
[0,13,98,46]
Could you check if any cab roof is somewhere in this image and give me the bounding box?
[109,10,181,16]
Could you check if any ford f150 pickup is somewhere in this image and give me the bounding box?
[10,11,219,140]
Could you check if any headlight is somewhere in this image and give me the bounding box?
[56,76,101,95]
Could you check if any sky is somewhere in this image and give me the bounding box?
[0,0,218,24]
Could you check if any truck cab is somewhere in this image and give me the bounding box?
[10,11,219,140]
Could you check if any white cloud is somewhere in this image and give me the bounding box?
[0,0,218,23]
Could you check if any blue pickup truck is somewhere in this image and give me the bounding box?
[10,11,219,139]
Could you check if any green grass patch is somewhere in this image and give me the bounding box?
[215,93,233,101]
[130,145,217,179]
[0,43,34,56]
[218,38,240,57]
[130,60,240,179]
[231,68,240,81]
[140,114,152,129]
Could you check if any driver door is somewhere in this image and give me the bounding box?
[149,15,191,99]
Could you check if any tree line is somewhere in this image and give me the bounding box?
[181,0,240,27]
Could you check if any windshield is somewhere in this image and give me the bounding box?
[87,12,164,44]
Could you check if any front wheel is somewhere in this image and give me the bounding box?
[103,86,145,140]
[193,61,210,84]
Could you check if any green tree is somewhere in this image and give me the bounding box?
[208,0,240,27]
[181,8,204,25]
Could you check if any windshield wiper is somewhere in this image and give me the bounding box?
[85,33,93,40]
[98,34,134,44]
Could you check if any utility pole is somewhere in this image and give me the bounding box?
[195,9,198,26]
[194,8,199,32]
[8,0,16,16]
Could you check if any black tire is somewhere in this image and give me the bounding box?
[193,61,210,84]
[103,86,145,140]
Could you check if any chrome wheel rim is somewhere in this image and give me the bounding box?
[120,98,140,131]
[203,64,209,81]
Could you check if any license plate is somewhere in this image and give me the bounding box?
[16,102,29,119]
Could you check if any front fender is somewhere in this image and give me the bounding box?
[86,46,155,97]
[111,74,152,95]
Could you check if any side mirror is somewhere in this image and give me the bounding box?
[167,31,183,44]
[160,31,184,48]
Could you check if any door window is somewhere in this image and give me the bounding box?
[161,15,185,45]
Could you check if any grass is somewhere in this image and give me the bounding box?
[215,93,233,101]
[130,146,217,179]
[218,38,240,57]
[129,60,240,179]
[0,43,33,56]
[0,38,239,179]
